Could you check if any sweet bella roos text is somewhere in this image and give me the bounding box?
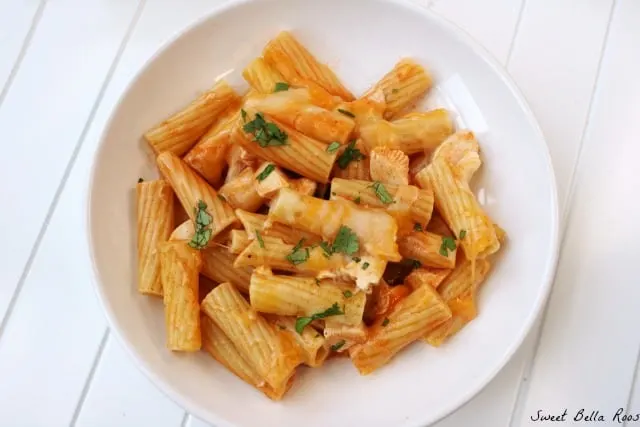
[530,408,640,423]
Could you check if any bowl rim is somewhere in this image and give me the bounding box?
[86,0,560,425]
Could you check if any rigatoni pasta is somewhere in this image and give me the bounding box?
[133,32,506,399]
[137,179,174,296]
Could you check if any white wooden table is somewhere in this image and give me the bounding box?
[1,0,638,426]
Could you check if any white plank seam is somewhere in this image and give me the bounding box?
[507,2,618,425]
[181,413,191,427]
[504,0,527,66]
[0,0,147,341]
[624,349,640,427]
[69,329,111,427]
[0,0,46,109]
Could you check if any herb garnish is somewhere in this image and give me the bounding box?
[337,108,356,118]
[414,223,423,232]
[286,238,309,265]
[243,112,288,147]
[332,226,359,255]
[255,230,265,248]
[354,196,361,205]
[382,318,390,327]
[274,82,289,92]
[326,141,341,153]
[217,194,226,202]
[330,340,346,351]
[137,178,144,183]
[371,181,394,204]
[295,303,344,334]
[439,236,457,256]
[188,200,213,249]
[343,290,353,298]
[459,229,467,239]
[336,140,364,169]
[362,262,370,270]
[256,164,276,182]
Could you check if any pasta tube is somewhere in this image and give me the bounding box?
[169,219,194,242]
[323,320,368,353]
[330,178,433,227]
[360,109,453,154]
[416,132,500,260]
[218,167,265,212]
[270,316,329,368]
[263,31,354,101]
[254,163,290,198]
[229,229,250,254]
[137,179,174,296]
[362,58,432,119]
[369,147,409,185]
[235,209,322,246]
[201,283,302,390]
[158,241,202,351]
[244,88,355,144]
[405,267,450,290]
[249,269,365,326]
[289,177,317,196]
[398,231,457,269]
[144,80,240,156]
[201,314,291,400]
[183,107,240,187]
[425,258,491,346]
[269,188,400,262]
[332,139,370,181]
[349,283,451,374]
[157,152,238,242]
[242,57,287,94]
[201,246,252,293]
[232,112,338,183]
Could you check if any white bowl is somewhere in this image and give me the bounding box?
[88,0,559,426]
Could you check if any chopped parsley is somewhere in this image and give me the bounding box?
[337,108,355,118]
[326,141,341,153]
[319,241,333,258]
[286,238,309,265]
[188,200,213,249]
[295,303,344,334]
[241,109,247,122]
[414,223,423,232]
[352,256,361,263]
[242,112,288,147]
[315,278,321,286]
[402,258,422,269]
[371,181,394,204]
[459,229,467,239]
[439,236,457,257]
[343,290,353,298]
[382,318,390,327]
[354,196,361,205]
[256,164,276,181]
[137,177,144,183]
[274,82,289,92]
[255,230,265,248]
[217,194,226,202]
[362,262,370,270]
[332,226,359,255]
[336,140,364,169]
[330,340,346,351]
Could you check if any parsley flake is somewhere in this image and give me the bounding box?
[286,238,309,265]
[439,236,457,256]
[256,164,276,182]
[241,109,247,122]
[243,112,288,147]
[217,194,226,202]
[188,200,214,250]
[362,262,370,270]
[336,140,364,169]
[330,340,346,351]
[401,258,422,269]
[354,196,361,205]
[382,318,390,327]
[459,229,467,239]
[137,177,144,183]
[319,241,333,258]
[295,303,344,334]
[371,181,394,204]
[352,256,361,263]
[414,223,423,232]
[337,108,355,118]
[343,290,353,298]
[326,141,341,153]
[332,226,359,255]
[274,82,289,92]
[255,230,265,248]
